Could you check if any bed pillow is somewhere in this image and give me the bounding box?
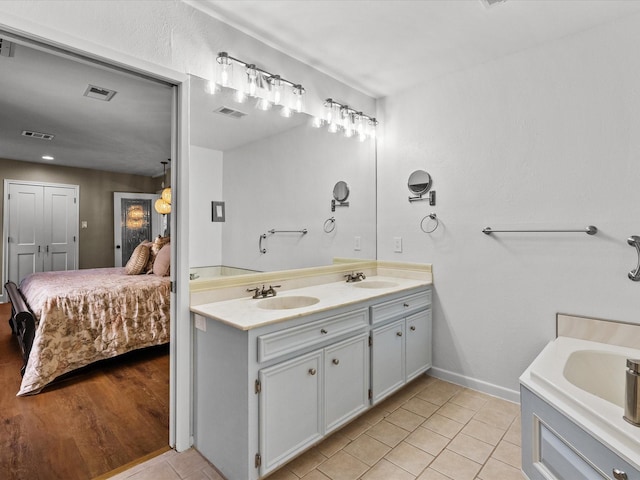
[125,242,150,275]
[151,235,170,256]
[153,243,170,276]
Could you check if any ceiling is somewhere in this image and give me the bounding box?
[4,1,640,176]
[0,40,173,177]
[190,0,640,99]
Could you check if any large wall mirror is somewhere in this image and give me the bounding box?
[188,75,377,277]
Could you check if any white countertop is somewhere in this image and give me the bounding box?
[190,276,431,330]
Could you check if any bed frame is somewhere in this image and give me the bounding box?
[4,281,36,376]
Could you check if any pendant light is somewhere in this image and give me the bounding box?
[155,160,171,215]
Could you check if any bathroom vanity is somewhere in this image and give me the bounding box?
[191,275,432,480]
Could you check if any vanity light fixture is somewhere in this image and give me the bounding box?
[323,99,377,141]
[214,52,306,114]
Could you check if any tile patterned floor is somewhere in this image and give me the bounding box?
[108,376,526,480]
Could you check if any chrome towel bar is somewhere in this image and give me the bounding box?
[259,228,308,254]
[482,225,598,236]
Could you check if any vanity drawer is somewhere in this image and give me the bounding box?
[257,308,368,363]
[370,290,431,325]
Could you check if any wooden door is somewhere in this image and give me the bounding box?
[7,183,44,284]
[43,185,77,272]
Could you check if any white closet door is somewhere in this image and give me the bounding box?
[7,183,45,284]
[43,186,77,272]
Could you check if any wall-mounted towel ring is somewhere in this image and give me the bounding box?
[323,217,336,233]
[420,213,439,234]
[628,236,640,281]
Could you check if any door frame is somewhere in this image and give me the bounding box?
[2,179,80,288]
[0,23,191,452]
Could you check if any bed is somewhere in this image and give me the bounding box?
[4,267,170,396]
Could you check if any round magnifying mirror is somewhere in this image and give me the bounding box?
[408,170,432,196]
[333,181,350,202]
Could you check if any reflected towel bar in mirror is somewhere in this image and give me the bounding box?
[259,228,308,254]
[482,226,598,235]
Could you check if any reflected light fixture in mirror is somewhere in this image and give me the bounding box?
[322,98,377,141]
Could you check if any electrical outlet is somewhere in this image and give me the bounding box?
[195,316,207,332]
[354,236,361,251]
[394,237,403,253]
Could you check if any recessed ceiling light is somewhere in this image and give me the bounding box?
[42,155,55,160]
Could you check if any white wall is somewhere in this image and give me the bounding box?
[189,145,223,267]
[377,12,640,399]
[223,124,376,272]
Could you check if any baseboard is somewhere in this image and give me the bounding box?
[429,367,521,404]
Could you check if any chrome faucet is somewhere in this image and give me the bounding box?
[247,285,281,299]
[624,359,640,426]
[345,272,366,283]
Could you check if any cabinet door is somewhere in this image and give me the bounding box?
[406,309,432,382]
[324,333,369,434]
[371,318,405,404]
[259,350,323,476]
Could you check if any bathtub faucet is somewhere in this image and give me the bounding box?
[624,358,640,427]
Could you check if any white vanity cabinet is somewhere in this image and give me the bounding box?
[371,293,432,404]
[192,283,431,480]
[259,332,370,475]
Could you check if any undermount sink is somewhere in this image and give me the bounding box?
[351,280,399,289]
[257,296,320,310]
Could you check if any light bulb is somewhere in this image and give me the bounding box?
[292,84,305,113]
[216,52,233,88]
[257,97,272,111]
[246,64,258,97]
[342,107,353,138]
[269,75,283,106]
[368,118,378,139]
[325,100,334,124]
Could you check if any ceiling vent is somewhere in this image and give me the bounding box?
[213,106,248,119]
[0,38,15,58]
[83,84,117,101]
[22,130,55,141]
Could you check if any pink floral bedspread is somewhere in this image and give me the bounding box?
[17,267,170,396]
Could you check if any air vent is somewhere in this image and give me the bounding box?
[214,106,248,119]
[0,38,15,58]
[22,130,55,141]
[83,84,117,101]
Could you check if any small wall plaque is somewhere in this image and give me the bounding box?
[212,201,225,222]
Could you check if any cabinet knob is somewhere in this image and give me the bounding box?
[332,358,340,365]
[396,331,403,337]
[410,326,416,331]
[320,328,328,334]
[403,303,409,307]
[613,469,628,480]
[308,368,317,376]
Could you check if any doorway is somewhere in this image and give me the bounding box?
[113,192,163,267]
[0,25,186,477]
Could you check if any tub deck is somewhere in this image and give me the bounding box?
[520,336,640,470]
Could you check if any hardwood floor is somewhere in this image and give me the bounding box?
[0,302,170,479]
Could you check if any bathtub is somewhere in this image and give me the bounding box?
[520,336,640,476]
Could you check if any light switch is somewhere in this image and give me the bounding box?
[81,221,88,229]
[393,237,403,253]
[354,236,361,251]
